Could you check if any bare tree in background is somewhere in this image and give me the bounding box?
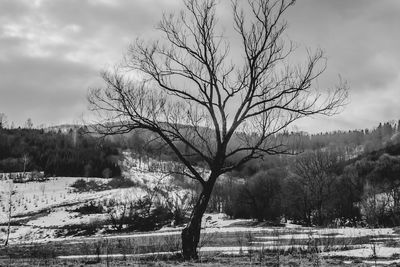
[22,153,29,177]
[88,0,348,259]
[292,150,339,225]
[0,113,7,129]
[25,118,33,129]
[3,180,15,246]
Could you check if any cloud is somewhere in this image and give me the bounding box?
[284,0,400,132]
[0,53,99,125]
[0,0,399,132]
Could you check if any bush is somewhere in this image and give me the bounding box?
[71,179,87,192]
[228,170,283,222]
[126,198,173,231]
[107,176,136,189]
[104,196,173,232]
[71,177,137,193]
[56,218,106,237]
[71,179,104,192]
[84,218,104,235]
[74,201,104,214]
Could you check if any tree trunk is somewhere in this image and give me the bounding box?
[4,181,13,246]
[4,217,10,246]
[5,194,12,246]
[181,184,213,260]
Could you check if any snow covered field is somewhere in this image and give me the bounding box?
[1,155,400,265]
[3,201,400,265]
[0,177,112,222]
[15,219,400,266]
[0,155,188,245]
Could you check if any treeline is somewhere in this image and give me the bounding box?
[119,120,400,178]
[294,120,400,154]
[0,128,121,178]
[207,141,400,227]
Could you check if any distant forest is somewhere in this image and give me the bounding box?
[0,127,120,177]
[232,120,400,177]
[1,119,399,179]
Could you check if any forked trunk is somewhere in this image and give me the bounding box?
[181,185,213,260]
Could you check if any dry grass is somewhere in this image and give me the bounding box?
[1,228,398,266]
[0,254,367,266]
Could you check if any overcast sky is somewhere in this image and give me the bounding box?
[0,0,399,133]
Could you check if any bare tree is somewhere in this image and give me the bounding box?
[292,150,339,225]
[22,153,29,177]
[39,183,46,196]
[0,113,7,129]
[4,180,15,246]
[88,0,347,259]
[25,118,33,129]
